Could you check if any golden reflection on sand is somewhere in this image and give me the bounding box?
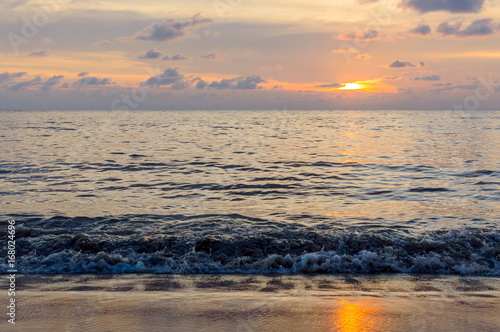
[331,299,384,332]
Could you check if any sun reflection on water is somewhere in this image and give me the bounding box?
[331,299,384,332]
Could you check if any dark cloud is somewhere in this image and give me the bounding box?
[0,71,27,83]
[447,84,479,90]
[72,76,114,86]
[44,75,64,86]
[458,18,495,36]
[9,76,41,91]
[134,14,212,42]
[437,19,496,37]
[170,81,190,90]
[77,71,89,77]
[200,51,221,60]
[138,48,162,59]
[401,0,485,13]
[190,77,207,89]
[42,75,64,91]
[163,54,188,60]
[316,83,344,88]
[338,28,379,40]
[415,75,440,81]
[409,24,431,36]
[430,84,482,93]
[353,53,371,60]
[206,76,265,90]
[388,60,416,68]
[437,22,462,35]
[195,80,208,89]
[28,49,50,57]
[142,68,188,88]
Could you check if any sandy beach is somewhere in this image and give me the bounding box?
[1,274,499,331]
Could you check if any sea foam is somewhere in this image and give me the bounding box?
[1,214,498,275]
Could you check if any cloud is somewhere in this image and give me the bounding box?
[332,48,371,60]
[72,76,114,86]
[142,68,188,88]
[437,19,496,37]
[77,71,89,77]
[28,49,50,57]
[138,48,162,59]
[355,0,379,4]
[409,24,431,36]
[353,53,371,60]
[437,22,462,35]
[162,54,188,60]
[414,75,440,81]
[432,83,452,87]
[388,60,416,68]
[316,83,344,88]
[195,80,208,89]
[0,71,26,83]
[400,0,485,13]
[430,84,481,93]
[337,28,380,40]
[200,51,222,60]
[450,85,480,90]
[44,75,64,85]
[206,76,265,89]
[332,48,358,54]
[42,75,64,91]
[9,76,41,91]
[170,81,190,90]
[141,70,265,90]
[133,14,212,42]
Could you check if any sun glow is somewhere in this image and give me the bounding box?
[340,83,363,90]
[332,299,384,332]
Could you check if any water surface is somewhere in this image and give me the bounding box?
[1,110,499,274]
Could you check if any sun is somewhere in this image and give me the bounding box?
[313,79,396,93]
[339,83,363,90]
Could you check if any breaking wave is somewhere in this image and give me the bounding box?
[1,214,499,275]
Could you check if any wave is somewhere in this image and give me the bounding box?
[1,214,499,275]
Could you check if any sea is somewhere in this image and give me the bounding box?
[1,110,499,275]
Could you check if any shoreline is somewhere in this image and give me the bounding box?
[2,274,499,331]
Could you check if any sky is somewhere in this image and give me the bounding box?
[1,0,500,110]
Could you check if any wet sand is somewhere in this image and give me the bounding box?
[1,274,499,331]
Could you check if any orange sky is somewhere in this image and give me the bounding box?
[1,0,500,109]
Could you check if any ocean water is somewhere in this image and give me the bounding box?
[1,110,499,274]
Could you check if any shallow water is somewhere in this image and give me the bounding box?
[1,110,499,274]
[9,274,500,332]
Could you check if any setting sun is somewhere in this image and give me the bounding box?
[340,83,363,90]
